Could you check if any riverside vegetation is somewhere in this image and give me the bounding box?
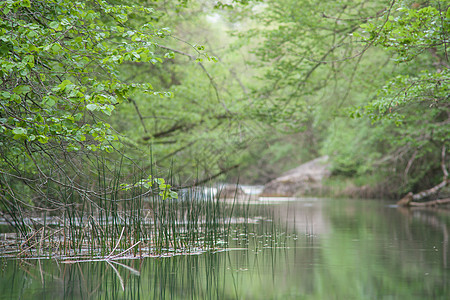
[0,0,449,259]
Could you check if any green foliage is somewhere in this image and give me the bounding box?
[338,0,449,193]
[233,0,392,180]
[214,0,262,9]
[120,175,178,200]
[235,0,448,194]
[1,0,447,206]
[0,0,173,153]
[358,1,449,63]
[0,0,180,207]
[105,2,263,182]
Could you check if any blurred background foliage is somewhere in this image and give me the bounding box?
[0,0,448,208]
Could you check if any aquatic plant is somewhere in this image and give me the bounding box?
[0,170,254,260]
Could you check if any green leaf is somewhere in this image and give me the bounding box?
[0,41,13,54]
[100,104,114,116]
[12,127,27,135]
[13,85,31,94]
[58,80,72,91]
[20,0,31,8]
[42,96,57,107]
[164,52,175,59]
[86,103,99,111]
[51,43,63,53]
[75,133,86,142]
[0,91,11,99]
[49,21,62,31]
[37,135,49,144]
[35,114,44,123]
[132,52,140,59]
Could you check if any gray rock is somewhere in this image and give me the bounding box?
[262,156,331,196]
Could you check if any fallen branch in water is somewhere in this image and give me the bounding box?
[397,146,449,207]
[408,198,450,207]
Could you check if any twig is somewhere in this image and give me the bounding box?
[20,227,43,250]
[108,241,141,259]
[106,260,125,291]
[442,145,448,179]
[157,43,232,113]
[404,150,418,181]
[107,227,125,258]
[109,260,140,276]
[129,98,148,134]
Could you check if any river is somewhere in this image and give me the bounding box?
[1,197,449,299]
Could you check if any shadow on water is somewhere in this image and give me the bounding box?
[1,198,449,299]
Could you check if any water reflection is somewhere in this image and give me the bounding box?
[1,198,449,299]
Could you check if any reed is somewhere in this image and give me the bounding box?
[0,164,254,259]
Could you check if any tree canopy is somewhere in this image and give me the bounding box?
[240,0,449,197]
[0,0,449,209]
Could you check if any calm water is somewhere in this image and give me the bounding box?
[1,198,449,299]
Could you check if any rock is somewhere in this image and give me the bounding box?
[262,156,331,196]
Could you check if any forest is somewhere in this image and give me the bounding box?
[1,2,449,297]
[0,0,449,213]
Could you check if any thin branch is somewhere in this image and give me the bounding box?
[404,150,418,181]
[129,98,148,134]
[157,43,232,114]
[192,164,240,187]
[441,145,448,179]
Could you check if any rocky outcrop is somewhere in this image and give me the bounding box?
[262,156,331,197]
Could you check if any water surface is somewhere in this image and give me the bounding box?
[1,198,449,299]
